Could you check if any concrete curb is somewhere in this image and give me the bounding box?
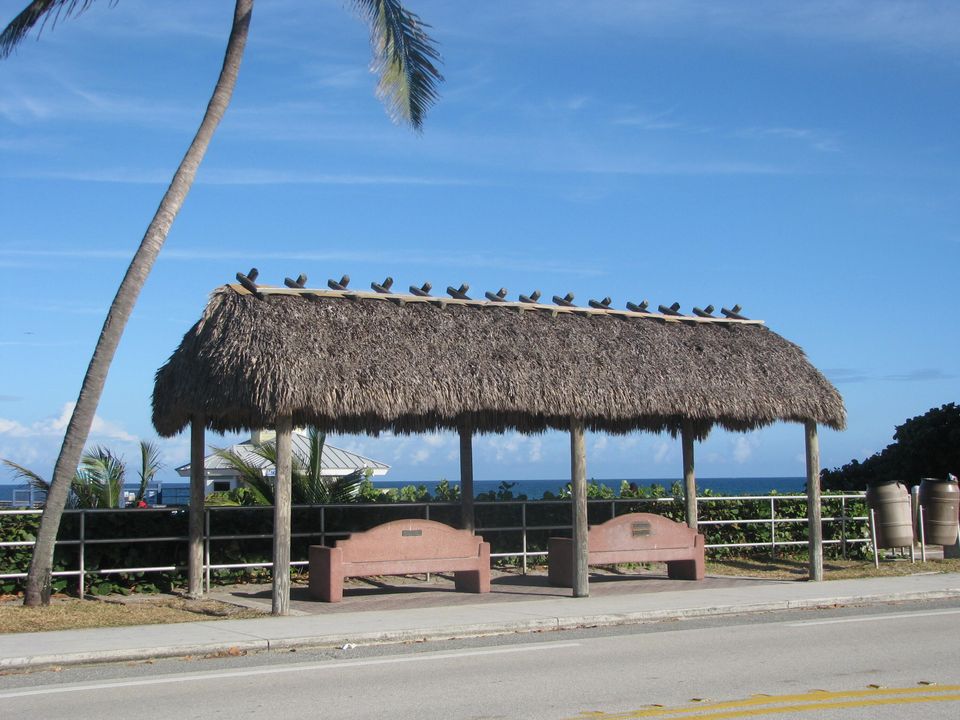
[4,587,957,670]
[0,640,271,670]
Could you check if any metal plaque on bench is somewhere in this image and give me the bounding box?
[401,529,423,537]
[631,521,653,537]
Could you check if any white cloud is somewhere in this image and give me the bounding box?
[492,1,960,57]
[482,432,547,464]
[484,433,520,462]
[0,81,199,130]
[736,126,841,153]
[590,435,609,455]
[197,169,478,187]
[0,404,153,483]
[612,109,683,131]
[158,436,191,471]
[0,245,604,277]
[302,63,368,90]
[0,403,137,444]
[0,418,29,436]
[527,438,543,463]
[652,439,673,464]
[422,433,451,448]
[579,159,787,177]
[732,434,760,464]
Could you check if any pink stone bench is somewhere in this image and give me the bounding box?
[309,519,491,602]
[548,512,705,587]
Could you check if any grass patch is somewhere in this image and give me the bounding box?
[0,596,264,634]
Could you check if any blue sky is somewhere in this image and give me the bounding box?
[1,1,958,486]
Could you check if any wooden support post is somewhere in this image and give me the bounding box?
[570,419,589,598]
[459,426,475,532]
[187,416,205,599]
[272,416,293,616]
[805,421,823,581]
[681,423,697,530]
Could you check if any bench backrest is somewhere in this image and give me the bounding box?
[338,519,483,563]
[588,512,698,552]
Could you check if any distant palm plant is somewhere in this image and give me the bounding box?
[214,428,365,506]
[135,441,162,504]
[71,447,125,508]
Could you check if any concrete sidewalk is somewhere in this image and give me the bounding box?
[2,572,958,670]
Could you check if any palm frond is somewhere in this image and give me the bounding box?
[2,458,51,494]
[353,0,443,130]
[323,469,365,504]
[306,428,325,483]
[136,440,161,502]
[1,1,112,60]
[70,468,99,508]
[215,429,364,506]
[78,446,126,508]
[212,445,274,505]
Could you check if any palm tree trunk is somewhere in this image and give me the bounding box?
[23,0,254,606]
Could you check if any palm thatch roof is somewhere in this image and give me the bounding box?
[152,282,845,438]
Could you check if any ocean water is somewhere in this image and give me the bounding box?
[0,476,807,506]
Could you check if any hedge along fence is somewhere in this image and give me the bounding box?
[474,492,869,566]
[0,491,869,596]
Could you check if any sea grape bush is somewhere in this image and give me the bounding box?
[0,513,69,594]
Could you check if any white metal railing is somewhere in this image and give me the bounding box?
[0,494,868,595]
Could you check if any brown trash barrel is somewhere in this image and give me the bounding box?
[866,481,914,548]
[918,477,960,546]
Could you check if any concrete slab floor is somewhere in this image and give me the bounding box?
[210,568,782,616]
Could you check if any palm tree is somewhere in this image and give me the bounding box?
[1,0,442,607]
[214,428,365,505]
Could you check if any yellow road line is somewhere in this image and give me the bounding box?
[571,685,960,720]
[670,693,960,719]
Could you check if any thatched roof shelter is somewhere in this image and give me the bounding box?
[154,277,845,613]
[153,283,844,438]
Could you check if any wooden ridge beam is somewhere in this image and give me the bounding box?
[225,284,765,325]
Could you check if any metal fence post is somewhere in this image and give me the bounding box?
[204,508,211,594]
[918,505,927,562]
[769,497,776,557]
[78,510,86,597]
[869,508,883,568]
[522,502,528,575]
[840,496,848,559]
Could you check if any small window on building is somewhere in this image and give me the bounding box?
[213,481,231,493]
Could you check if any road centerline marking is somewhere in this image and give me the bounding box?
[574,685,960,720]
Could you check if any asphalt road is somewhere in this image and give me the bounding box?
[2,599,959,719]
